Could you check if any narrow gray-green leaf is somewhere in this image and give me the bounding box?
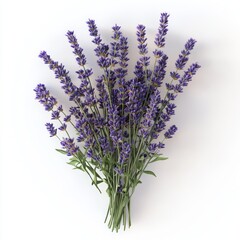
[143,170,157,177]
[150,156,168,163]
[56,149,67,155]
[67,160,79,166]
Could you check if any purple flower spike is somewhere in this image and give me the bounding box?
[60,138,79,156]
[119,142,130,164]
[34,84,57,111]
[179,63,201,87]
[155,13,169,48]
[175,38,197,70]
[139,89,161,138]
[51,110,60,120]
[152,54,168,87]
[45,123,57,137]
[58,123,67,131]
[112,25,122,40]
[39,51,79,101]
[86,19,99,37]
[66,31,87,66]
[136,24,148,56]
[164,125,178,139]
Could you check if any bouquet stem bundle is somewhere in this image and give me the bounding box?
[34,13,200,232]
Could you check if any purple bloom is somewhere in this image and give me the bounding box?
[69,106,81,118]
[86,148,93,158]
[51,110,60,120]
[154,13,169,48]
[152,54,168,87]
[57,105,63,112]
[154,119,166,133]
[99,136,111,154]
[96,76,108,109]
[148,142,165,153]
[175,38,197,70]
[34,84,57,111]
[164,125,178,139]
[112,25,122,40]
[126,78,147,122]
[136,25,148,55]
[160,112,171,122]
[170,71,180,80]
[139,89,161,138]
[179,63,201,87]
[114,167,123,175]
[119,142,130,164]
[86,19,99,38]
[153,49,163,58]
[118,36,129,68]
[108,105,122,145]
[66,31,87,66]
[60,138,79,156]
[166,92,177,101]
[136,24,150,68]
[166,83,175,90]
[64,115,71,122]
[95,43,109,57]
[174,84,183,93]
[45,123,57,137]
[58,123,67,131]
[39,51,79,101]
[98,56,111,68]
[86,148,102,163]
[166,103,176,116]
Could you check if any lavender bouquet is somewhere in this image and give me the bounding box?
[34,13,200,232]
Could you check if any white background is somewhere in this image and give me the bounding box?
[0,0,240,239]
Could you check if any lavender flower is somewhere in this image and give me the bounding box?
[35,14,201,232]
[155,13,169,48]
[64,115,71,122]
[45,123,57,137]
[39,51,79,101]
[34,84,57,111]
[152,53,168,87]
[86,19,99,38]
[175,38,197,70]
[139,89,161,138]
[179,63,201,87]
[51,110,60,120]
[136,24,148,55]
[57,105,63,112]
[119,142,130,164]
[148,142,165,153]
[60,138,79,156]
[108,105,122,146]
[66,31,87,66]
[58,123,67,131]
[164,125,178,139]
